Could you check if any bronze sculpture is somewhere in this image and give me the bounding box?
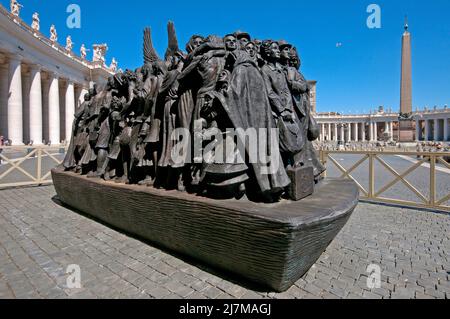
[62,23,326,202]
[55,22,359,292]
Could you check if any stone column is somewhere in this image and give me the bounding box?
[41,74,49,143]
[29,65,43,145]
[340,125,344,142]
[390,122,394,141]
[22,66,31,144]
[65,81,75,142]
[354,123,359,142]
[373,122,378,141]
[7,56,23,145]
[361,123,366,141]
[444,118,449,142]
[425,120,430,141]
[347,123,352,142]
[415,120,421,141]
[333,124,338,142]
[350,123,354,142]
[0,63,8,138]
[444,118,450,142]
[369,122,373,141]
[434,119,440,141]
[48,73,60,145]
[385,122,390,140]
[327,124,332,141]
[390,122,395,141]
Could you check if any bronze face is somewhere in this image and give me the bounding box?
[239,37,250,47]
[269,42,281,59]
[245,42,257,58]
[281,46,291,60]
[192,37,204,49]
[289,47,301,69]
[107,76,115,89]
[224,35,237,51]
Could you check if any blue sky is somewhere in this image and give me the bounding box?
[3,0,449,113]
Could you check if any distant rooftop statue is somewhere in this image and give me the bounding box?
[93,44,108,65]
[66,36,73,52]
[50,24,57,43]
[109,58,118,72]
[10,0,22,17]
[31,12,40,32]
[80,44,88,59]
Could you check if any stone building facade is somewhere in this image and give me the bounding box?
[315,108,450,143]
[0,4,115,145]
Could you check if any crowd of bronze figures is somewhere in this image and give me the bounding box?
[63,23,325,202]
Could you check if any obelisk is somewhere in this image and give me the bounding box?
[398,17,415,142]
[400,18,412,114]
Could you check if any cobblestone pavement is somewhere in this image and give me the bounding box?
[0,186,449,299]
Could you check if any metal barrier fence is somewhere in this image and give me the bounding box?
[1,146,449,212]
[319,150,450,212]
[0,145,67,189]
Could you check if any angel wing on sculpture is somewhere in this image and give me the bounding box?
[164,21,180,61]
[143,27,160,65]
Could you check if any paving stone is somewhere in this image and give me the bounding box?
[363,291,383,299]
[302,283,324,297]
[391,287,416,299]
[347,293,363,299]
[415,292,436,299]
[240,291,265,299]
[321,292,340,299]
[202,286,224,299]
[223,285,247,299]
[164,280,195,297]
[328,286,348,298]
[190,280,210,292]
[146,286,171,299]
[370,287,391,298]
[185,291,208,299]
[423,287,446,299]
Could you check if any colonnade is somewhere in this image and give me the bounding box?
[0,54,89,145]
[416,118,450,142]
[317,113,450,143]
[318,121,395,142]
